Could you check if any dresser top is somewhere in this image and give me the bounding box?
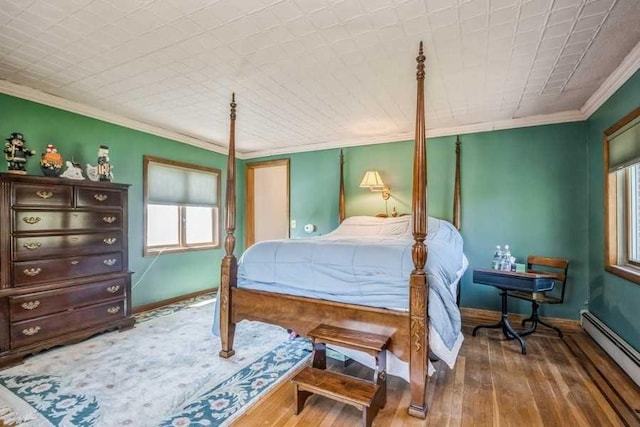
[0,173,130,189]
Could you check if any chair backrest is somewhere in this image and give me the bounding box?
[526,255,570,303]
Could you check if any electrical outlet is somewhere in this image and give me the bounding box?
[291,219,296,229]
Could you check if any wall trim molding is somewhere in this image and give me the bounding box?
[580,310,640,387]
[581,40,640,119]
[2,39,640,160]
[0,79,236,158]
[132,287,217,314]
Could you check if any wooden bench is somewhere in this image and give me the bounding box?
[291,324,391,427]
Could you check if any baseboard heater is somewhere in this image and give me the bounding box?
[580,310,640,387]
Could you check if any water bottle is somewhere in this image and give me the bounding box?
[502,245,512,271]
[492,245,502,269]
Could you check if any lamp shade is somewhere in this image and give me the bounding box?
[360,171,385,189]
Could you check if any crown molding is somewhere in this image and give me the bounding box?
[242,110,585,159]
[581,40,640,119]
[0,79,239,158]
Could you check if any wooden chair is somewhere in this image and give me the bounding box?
[507,256,569,338]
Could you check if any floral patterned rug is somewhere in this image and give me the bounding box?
[0,296,311,426]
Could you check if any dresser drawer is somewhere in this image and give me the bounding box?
[14,210,122,232]
[13,253,123,286]
[13,184,72,207]
[9,278,127,322]
[76,187,123,208]
[13,231,123,261]
[11,299,125,348]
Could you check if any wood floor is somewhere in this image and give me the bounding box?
[234,316,640,427]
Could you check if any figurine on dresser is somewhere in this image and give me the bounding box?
[87,145,113,182]
[40,143,64,177]
[4,132,35,175]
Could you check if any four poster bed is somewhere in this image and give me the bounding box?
[217,43,463,418]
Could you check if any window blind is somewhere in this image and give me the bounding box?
[147,161,218,206]
[609,115,640,172]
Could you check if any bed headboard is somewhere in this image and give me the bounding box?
[335,128,462,230]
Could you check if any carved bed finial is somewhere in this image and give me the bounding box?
[453,136,461,231]
[416,41,426,80]
[230,92,236,121]
[339,149,346,223]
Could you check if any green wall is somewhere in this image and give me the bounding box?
[587,69,640,351]
[0,93,242,307]
[253,122,590,319]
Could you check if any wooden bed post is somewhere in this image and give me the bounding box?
[339,149,345,223]
[453,135,461,231]
[408,41,429,419]
[219,93,238,358]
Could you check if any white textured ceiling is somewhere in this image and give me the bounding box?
[1,0,640,156]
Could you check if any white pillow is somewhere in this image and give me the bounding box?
[330,215,412,237]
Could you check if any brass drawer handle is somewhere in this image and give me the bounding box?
[107,306,120,314]
[23,241,41,250]
[94,194,108,202]
[106,285,120,293]
[23,267,42,276]
[103,237,117,245]
[22,326,41,336]
[103,259,117,266]
[35,190,53,199]
[21,300,40,310]
[102,216,116,224]
[22,216,41,225]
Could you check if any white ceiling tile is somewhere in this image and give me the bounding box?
[582,0,615,17]
[545,21,574,38]
[309,7,340,28]
[553,0,583,8]
[426,0,457,14]
[401,14,430,34]
[429,7,457,29]
[574,13,605,31]
[490,6,519,25]
[367,7,399,28]
[548,5,580,25]
[167,0,210,15]
[518,13,547,31]
[461,13,488,32]
[268,0,304,22]
[491,0,521,10]
[460,0,487,21]
[521,0,553,18]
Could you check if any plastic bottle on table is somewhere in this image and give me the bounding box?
[492,245,502,269]
[502,245,512,271]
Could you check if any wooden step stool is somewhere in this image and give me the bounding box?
[291,324,391,427]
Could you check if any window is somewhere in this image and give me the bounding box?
[144,156,220,255]
[604,106,640,284]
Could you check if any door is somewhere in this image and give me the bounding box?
[246,159,290,247]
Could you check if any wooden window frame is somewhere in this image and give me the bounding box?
[143,156,221,256]
[604,106,640,284]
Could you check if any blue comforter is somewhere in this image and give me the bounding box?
[214,216,464,350]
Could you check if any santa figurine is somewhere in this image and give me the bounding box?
[4,132,35,174]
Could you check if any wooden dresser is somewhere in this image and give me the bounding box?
[0,173,134,368]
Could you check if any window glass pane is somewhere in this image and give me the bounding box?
[147,204,179,247]
[185,206,214,245]
[629,165,640,263]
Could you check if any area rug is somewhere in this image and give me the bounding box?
[0,297,311,426]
